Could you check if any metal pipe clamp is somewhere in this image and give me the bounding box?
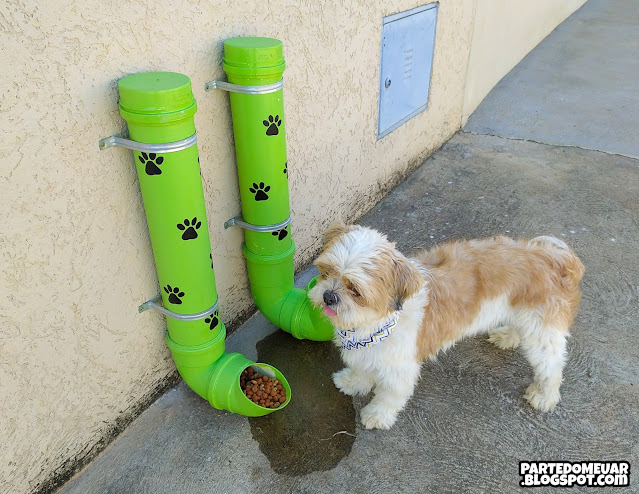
[224,215,291,233]
[204,80,283,95]
[139,295,219,321]
[99,133,198,153]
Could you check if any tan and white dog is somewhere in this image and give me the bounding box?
[308,223,585,429]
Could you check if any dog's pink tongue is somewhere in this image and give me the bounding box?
[323,306,337,316]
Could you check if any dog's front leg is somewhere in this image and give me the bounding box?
[360,361,421,430]
[332,367,375,396]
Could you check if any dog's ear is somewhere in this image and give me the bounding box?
[391,254,422,311]
[324,222,352,245]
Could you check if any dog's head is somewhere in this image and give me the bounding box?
[308,223,423,329]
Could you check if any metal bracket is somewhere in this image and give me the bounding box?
[224,215,291,233]
[138,295,219,321]
[98,133,198,153]
[204,79,283,95]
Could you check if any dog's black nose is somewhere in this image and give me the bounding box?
[323,290,339,306]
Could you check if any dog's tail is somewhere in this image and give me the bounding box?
[529,236,585,285]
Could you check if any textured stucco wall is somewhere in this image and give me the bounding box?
[1,1,474,491]
[0,0,576,492]
[462,0,588,123]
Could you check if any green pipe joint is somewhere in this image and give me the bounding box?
[104,71,289,416]
[216,37,333,341]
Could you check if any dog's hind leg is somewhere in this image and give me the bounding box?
[487,326,521,349]
[520,326,568,412]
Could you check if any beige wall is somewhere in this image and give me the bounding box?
[462,0,587,123]
[0,0,582,492]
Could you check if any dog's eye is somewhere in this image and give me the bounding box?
[351,288,361,297]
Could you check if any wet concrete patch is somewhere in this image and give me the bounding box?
[249,330,356,475]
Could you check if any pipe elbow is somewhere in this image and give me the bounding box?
[166,327,226,401]
[243,243,333,341]
[281,287,333,341]
[166,325,291,416]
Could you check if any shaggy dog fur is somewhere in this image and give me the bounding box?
[308,223,585,429]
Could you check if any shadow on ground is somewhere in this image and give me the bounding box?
[249,332,355,475]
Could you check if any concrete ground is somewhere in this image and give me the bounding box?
[465,0,639,159]
[60,1,638,492]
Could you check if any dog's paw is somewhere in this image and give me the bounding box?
[360,402,398,430]
[524,382,560,413]
[488,329,520,350]
[332,368,373,396]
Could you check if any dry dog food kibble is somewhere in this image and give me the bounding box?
[240,367,287,408]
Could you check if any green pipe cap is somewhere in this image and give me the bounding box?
[223,37,285,79]
[119,71,197,123]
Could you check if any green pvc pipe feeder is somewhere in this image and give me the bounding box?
[206,37,333,341]
[99,71,290,417]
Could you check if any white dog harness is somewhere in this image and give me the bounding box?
[337,318,397,350]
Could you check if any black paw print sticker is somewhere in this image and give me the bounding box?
[205,310,219,330]
[272,228,288,241]
[164,285,185,305]
[283,161,288,178]
[177,217,201,240]
[263,115,281,136]
[139,152,164,176]
[249,182,270,201]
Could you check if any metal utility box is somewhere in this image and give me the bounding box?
[378,3,438,139]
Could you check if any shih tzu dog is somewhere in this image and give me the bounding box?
[308,223,585,430]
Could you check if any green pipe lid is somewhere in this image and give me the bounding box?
[223,37,285,78]
[118,72,197,122]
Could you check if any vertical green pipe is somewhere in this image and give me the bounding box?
[118,71,289,416]
[223,37,333,341]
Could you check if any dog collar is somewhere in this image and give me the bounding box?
[337,318,397,350]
